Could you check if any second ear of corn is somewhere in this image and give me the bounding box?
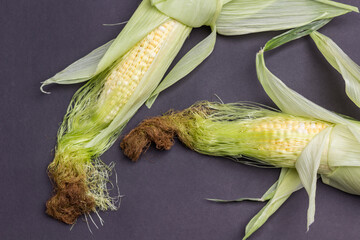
[120,22,360,239]
[121,102,330,172]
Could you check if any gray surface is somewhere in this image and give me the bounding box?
[1,0,360,239]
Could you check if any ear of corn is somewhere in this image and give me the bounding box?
[46,14,191,223]
[120,25,360,239]
[119,100,334,238]
[158,102,332,171]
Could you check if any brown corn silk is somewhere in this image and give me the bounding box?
[46,160,95,224]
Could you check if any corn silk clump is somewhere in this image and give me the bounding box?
[121,30,360,239]
[42,0,357,224]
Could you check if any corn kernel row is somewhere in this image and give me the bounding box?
[249,117,329,158]
[98,20,177,122]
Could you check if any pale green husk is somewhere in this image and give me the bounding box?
[249,44,360,235]
[311,31,360,108]
[216,0,358,35]
[209,168,304,239]
[163,101,331,168]
[309,31,360,195]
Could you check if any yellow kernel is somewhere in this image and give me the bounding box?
[159,26,167,32]
[254,127,261,132]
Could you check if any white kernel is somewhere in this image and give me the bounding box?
[159,26,166,32]
[132,75,139,82]
[297,128,308,134]
[124,81,129,86]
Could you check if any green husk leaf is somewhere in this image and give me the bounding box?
[322,124,360,194]
[264,19,331,52]
[256,40,360,229]
[146,27,217,108]
[151,0,220,27]
[96,0,169,74]
[207,180,278,203]
[256,50,355,125]
[321,166,360,195]
[40,40,114,94]
[327,124,360,167]
[216,0,358,36]
[295,126,332,230]
[243,168,303,240]
[257,47,360,143]
[310,31,360,108]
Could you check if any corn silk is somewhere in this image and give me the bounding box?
[41,0,357,225]
[120,30,360,239]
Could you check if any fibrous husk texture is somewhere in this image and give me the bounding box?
[46,160,95,224]
[120,117,177,161]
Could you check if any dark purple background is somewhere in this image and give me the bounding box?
[1,0,360,239]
